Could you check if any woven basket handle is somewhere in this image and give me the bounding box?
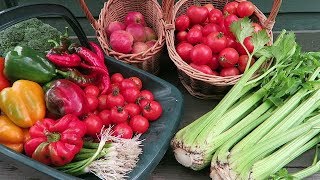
[78,0,99,30]
[261,0,282,30]
[162,0,175,24]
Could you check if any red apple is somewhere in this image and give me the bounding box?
[132,42,149,54]
[106,21,126,37]
[124,11,146,26]
[126,23,147,42]
[145,40,157,48]
[145,27,157,41]
[110,30,134,54]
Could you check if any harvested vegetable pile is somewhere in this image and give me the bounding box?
[0,18,61,56]
[171,17,320,179]
[0,24,163,179]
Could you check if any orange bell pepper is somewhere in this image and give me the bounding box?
[0,115,25,152]
[0,80,46,128]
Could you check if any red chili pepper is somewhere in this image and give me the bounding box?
[75,46,110,95]
[75,46,107,69]
[0,57,10,91]
[56,68,98,87]
[98,75,111,95]
[79,62,108,74]
[24,114,87,166]
[46,53,81,67]
[89,42,105,62]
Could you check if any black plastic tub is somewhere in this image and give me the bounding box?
[0,4,184,180]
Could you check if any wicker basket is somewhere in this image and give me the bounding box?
[164,0,282,99]
[78,0,166,75]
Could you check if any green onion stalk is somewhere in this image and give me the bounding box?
[56,127,143,179]
[171,30,299,170]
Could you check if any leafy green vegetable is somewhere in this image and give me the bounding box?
[0,18,61,56]
[230,18,270,71]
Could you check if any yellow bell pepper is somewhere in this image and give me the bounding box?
[0,80,46,128]
[0,115,25,152]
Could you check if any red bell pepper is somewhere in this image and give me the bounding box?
[24,114,87,166]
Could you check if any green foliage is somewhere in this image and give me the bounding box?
[0,18,61,56]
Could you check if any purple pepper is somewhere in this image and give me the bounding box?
[45,79,88,118]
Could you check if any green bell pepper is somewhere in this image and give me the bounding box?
[4,46,99,86]
[4,46,56,83]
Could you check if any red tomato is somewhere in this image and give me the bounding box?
[98,94,108,110]
[244,36,254,53]
[220,67,240,76]
[83,114,103,137]
[113,123,133,139]
[110,73,124,84]
[204,4,215,12]
[237,1,255,18]
[129,77,143,90]
[190,63,215,75]
[190,24,203,31]
[139,90,154,101]
[224,14,239,32]
[236,42,248,55]
[187,28,203,45]
[175,15,190,31]
[205,32,227,53]
[142,101,163,121]
[219,19,228,35]
[138,99,150,108]
[219,47,239,68]
[106,91,125,109]
[207,54,220,71]
[110,106,129,124]
[98,109,112,126]
[84,85,100,97]
[122,87,140,103]
[86,95,99,112]
[119,79,137,91]
[226,35,237,48]
[252,22,263,33]
[124,103,141,118]
[238,55,255,73]
[223,2,239,15]
[208,9,223,24]
[106,83,120,94]
[190,44,213,65]
[186,5,209,25]
[202,23,221,37]
[129,115,149,134]
[176,42,194,63]
[176,31,188,43]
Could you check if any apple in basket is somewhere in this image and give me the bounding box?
[106,21,125,37]
[108,11,158,54]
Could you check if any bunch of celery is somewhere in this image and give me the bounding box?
[171,17,320,179]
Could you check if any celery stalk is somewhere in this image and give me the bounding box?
[261,90,320,141]
[252,117,320,179]
[230,114,320,179]
[230,88,309,157]
[210,105,275,179]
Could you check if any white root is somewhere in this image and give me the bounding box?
[88,127,143,180]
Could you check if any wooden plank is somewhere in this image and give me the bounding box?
[251,0,320,13]
[17,0,104,17]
